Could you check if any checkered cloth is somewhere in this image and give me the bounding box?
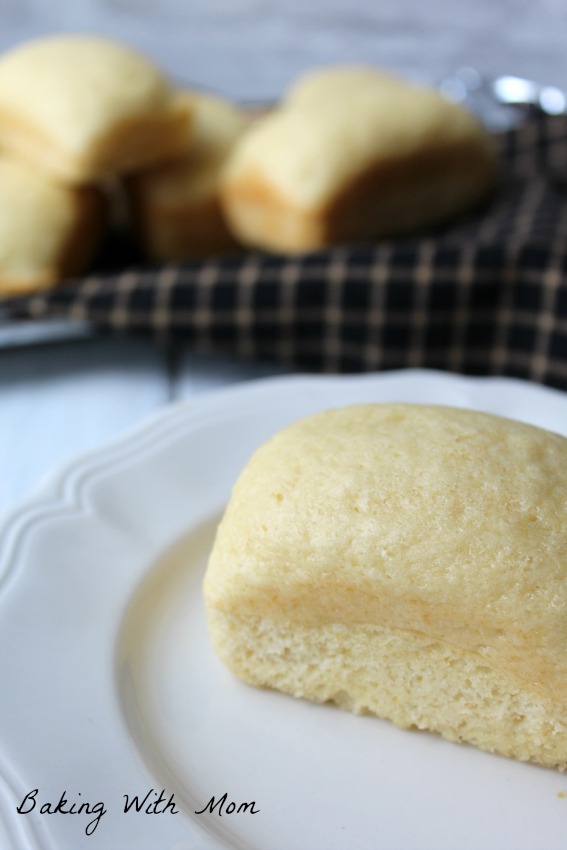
[4,107,567,390]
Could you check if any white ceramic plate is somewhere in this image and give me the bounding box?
[1,369,567,850]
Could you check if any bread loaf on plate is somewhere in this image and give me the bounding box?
[204,403,567,770]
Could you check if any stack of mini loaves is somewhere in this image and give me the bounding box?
[0,35,496,296]
[0,34,251,295]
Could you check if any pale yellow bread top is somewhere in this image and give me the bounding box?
[0,35,192,178]
[222,66,493,210]
[204,404,567,700]
[0,157,102,293]
[285,65,439,108]
[134,91,250,205]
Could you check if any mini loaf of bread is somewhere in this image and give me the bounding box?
[204,403,567,770]
[126,91,250,261]
[220,66,495,252]
[0,35,192,184]
[0,157,105,295]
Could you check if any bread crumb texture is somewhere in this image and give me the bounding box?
[204,404,567,769]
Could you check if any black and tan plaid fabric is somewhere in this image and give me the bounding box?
[4,107,567,390]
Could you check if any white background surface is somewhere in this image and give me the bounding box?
[2,0,567,98]
[1,0,567,516]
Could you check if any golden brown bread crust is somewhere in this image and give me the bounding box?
[0,94,192,185]
[220,66,496,252]
[222,135,495,252]
[0,36,193,184]
[127,188,241,261]
[126,92,250,260]
[0,159,106,296]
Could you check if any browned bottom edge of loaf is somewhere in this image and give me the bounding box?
[222,137,496,252]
